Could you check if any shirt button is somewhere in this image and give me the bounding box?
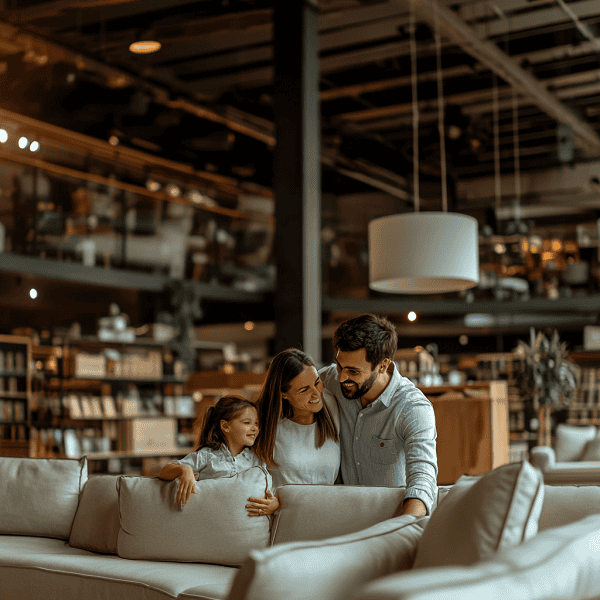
[359,414,363,418]
[357,462,360,466]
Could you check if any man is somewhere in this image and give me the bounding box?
[319,314,438,517]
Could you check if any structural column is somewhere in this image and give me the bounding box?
[272,0,322,363]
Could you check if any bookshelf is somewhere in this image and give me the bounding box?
[0,334,32,457]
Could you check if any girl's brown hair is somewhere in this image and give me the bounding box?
[196,395,257,451]
[253,348,338,467]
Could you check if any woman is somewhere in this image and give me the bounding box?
[250,348,340,492]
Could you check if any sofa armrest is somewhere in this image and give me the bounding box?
[529,446,556,471]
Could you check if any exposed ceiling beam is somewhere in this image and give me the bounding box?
[406,0,600,155]
[0,0,140,22]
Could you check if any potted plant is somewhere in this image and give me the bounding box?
[515,328,580,446]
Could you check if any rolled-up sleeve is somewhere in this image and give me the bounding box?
[398,399,438,514]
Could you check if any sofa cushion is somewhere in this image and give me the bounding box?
[580,433,600,461]
[0,535,236,600]
[349,514,600,600]
[554,424,596,462]
[412,461,544,569]
[117,466,271,566]
[273,484,431,545]
[227,514,428,600]
[69,475,120,554]
[0,456,88,540]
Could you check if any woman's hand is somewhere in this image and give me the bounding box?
[246,491,279,517]
[176,465,197,506]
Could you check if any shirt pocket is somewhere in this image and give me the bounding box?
[370,436,399,465]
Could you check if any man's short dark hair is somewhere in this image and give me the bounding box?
[333,314,398,369]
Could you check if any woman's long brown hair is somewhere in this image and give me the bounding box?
[253,348,338,467]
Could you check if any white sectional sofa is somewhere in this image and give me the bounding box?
[1,456,600,600]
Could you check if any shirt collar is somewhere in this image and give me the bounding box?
[372,361,401,408]
[219,444,253,459]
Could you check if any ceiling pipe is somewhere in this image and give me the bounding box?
[404,0,600,155]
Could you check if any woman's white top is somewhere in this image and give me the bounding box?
[268,390,341,491]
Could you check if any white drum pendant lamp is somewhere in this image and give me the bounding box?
[369,211,479,294]
[369,2,479,294]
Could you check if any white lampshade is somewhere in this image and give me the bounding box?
[369,211,479,294]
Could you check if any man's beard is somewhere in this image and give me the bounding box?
[340,368,378,399]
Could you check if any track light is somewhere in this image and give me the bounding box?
[146,178,161,192]
[164,183,181,198]
[0,129,7,143]
[18,136,28,149]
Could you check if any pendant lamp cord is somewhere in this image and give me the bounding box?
[409,2,420,211]
[489,2,501,216]
[434,4,448,213]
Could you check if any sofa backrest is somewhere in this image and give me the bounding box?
[0,456,88,540]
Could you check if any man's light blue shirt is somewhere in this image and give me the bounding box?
[319,363,438,514]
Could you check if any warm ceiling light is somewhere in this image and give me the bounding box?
[408,311,417,322]
[129,40,162,54]
[165,183,181,198]
[108,135,120,146]
[244,321,255,331]
[146,178,161,192]
[0,129,7,143]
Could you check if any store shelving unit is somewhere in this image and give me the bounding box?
[0,334,32,457]
[31,336,196,475]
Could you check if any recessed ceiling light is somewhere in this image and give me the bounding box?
[129,40,161,54]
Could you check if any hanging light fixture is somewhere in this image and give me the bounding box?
[369,1,479,294]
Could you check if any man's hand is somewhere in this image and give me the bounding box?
[246,491,280,516]
[176,465,197,505]
[394,497,427,518]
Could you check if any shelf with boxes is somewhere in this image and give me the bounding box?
[0,334,33,457]
[30,336,196,474]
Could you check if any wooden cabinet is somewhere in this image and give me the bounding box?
[422,381,510,485]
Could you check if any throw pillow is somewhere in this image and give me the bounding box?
[412,460,544,569]
[554,424,596,462]
[69,475,120,554]
[580,434,600,462]
[0,456,88,540]
[227,515,428,600]
[116,466,271,566]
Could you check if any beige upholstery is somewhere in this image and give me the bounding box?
[0,456,87,540]
[554,424,596,462]
[530,445,600,485]
[228,515,428,600]
[350,514,600,600]
[117,467,271,566]
[272,484,410,545]
[580,434,600,461]
[413,461,544,569]
[0,535,236,600]
[69,475,120,554]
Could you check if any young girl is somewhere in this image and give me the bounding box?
[159,395,279,517]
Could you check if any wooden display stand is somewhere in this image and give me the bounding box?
[422,381,510,485]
